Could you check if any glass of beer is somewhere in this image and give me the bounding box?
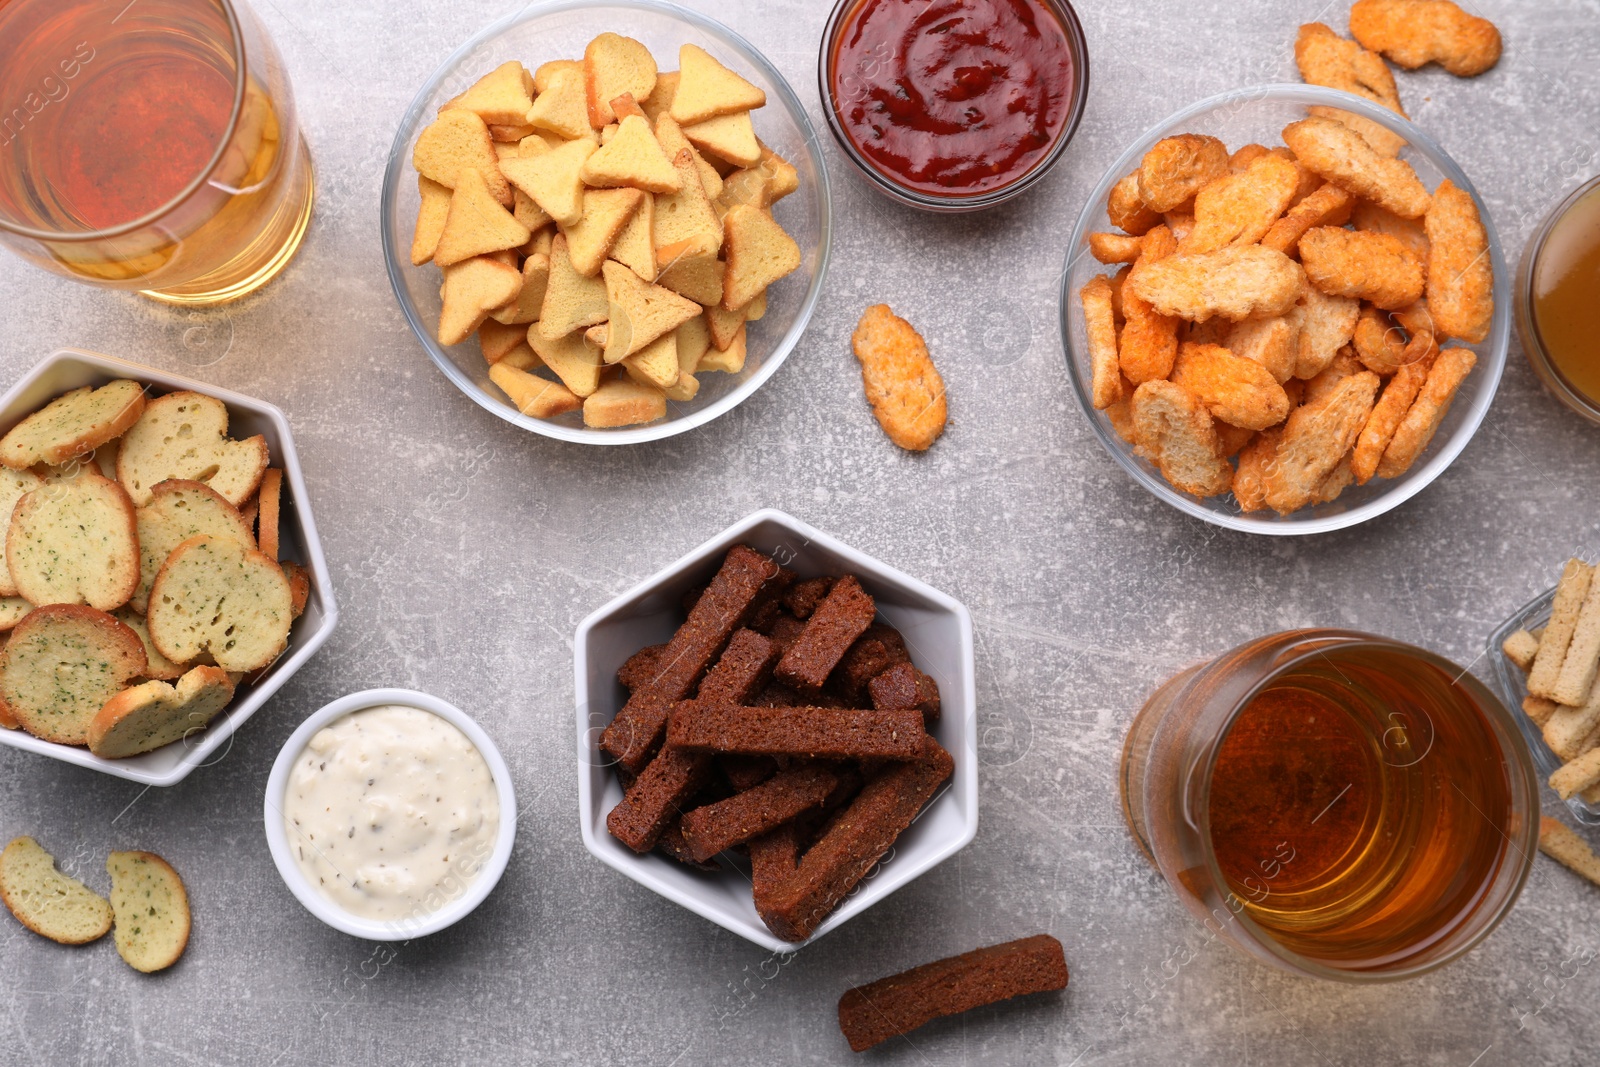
[0,0,314,304]
[1120,629,1538,981]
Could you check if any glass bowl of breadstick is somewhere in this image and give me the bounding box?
[1060,85,1509,534]
[381,0,832,444]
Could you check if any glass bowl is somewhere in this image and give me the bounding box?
[1486,585,1600,826]
[1514,174,1600,425]
[817,0,1089,213]
[1059,85,1510,535]
[380,0,832,445]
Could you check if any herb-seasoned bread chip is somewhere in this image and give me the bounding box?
[0,836,112,944]
[412,109,510,206]
[671,43,766,126]
[438,255,523,346]
[88,665,236,759]
[581,114,681,193]
[283,561,311,619]
[499,136,594,228]
[147,535,292,674]
[132,479,255,614]
[602,260,703,363]
[0,605,146,744]
[0,380,146,471]
[1130,380,1233,497]
[1137,134,1230,213]
[1282,117,1430,219]
[116,392,268,508]
[1349,0,1501,76]
[1299,226,1425,310]
[0,597,30,631]
[432,167,532,267]
[114,607,186,681]
[1423,179,1492,343]
[0,467,42,597]
[8,472,138,610]
[106,851,190,973]
[584,33,657,128]
[722,204,800,311]
[582,377,667,428]
[1127,245,1306,323]
[538,234,610,339]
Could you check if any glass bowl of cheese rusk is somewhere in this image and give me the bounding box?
[1061,85,1509,534]
[381,0,832,444]
[0,349,337,787]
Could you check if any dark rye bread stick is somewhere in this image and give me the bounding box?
[783,576,834,619]
[775,575,876,692]
[837,935,1069,1052]
[606,745,713,853]
[679,764,839,861]
[617,643,666,690]
[656,818,721,872]
[719,754,777,791]
[745,567,796,633]
[749,825,800,914]
[696,628,778,705]
[869,662,942,723]
[831,624,909,700]
[600,544,778,772]
[667,702,925,760]
[758,736,954,942]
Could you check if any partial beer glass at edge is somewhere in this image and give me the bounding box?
[0,0,313,304]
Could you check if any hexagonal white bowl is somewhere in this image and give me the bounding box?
[0,349,339,786]
[574,508,978,952]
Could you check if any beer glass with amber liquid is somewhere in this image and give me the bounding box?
[0,0,314,304]
[1121,630,1538,980]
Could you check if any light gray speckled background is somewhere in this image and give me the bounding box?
[2,0,1599,1063]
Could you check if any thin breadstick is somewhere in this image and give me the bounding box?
[1554,577,1600,705]
[1529,560,1594,700]
[1539,817,1600,888]
[1544,678,1600,760]
[1552,749,1600,800]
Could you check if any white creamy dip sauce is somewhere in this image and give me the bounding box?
[283,704,499,923]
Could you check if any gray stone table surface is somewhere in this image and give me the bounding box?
[2,0,1598,1063]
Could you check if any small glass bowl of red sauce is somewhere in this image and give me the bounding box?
[819,0,1088,212]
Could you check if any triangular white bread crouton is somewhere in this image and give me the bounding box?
[438,256,522,346]
[116,392,269,508]
[442,60,534,126]
[0,836,112,945]
[527,65,592,141]
[411,176,452,265]
[655,113,724,201]
[87,665,237,759]
[671,43,766,126]
[584,33,657,128]
[527,325,605,398]
[582,377,667,428]
[580,115,681,194]
[538,234,610,340]
[147,534,293,673]
[564,187,644,276]
[489,362,583,419]
[0,379,145,470]
[602,260,703,363]
[412,109,510,205]
[499,136,595,227]
[683,110,760,168]
[721,204,800,311]
[622,332,681,389]
[609,194,657,281]
[432,167,532,267]
[651,149,723,260]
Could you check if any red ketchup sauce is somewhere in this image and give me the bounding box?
[830,0,1076,196]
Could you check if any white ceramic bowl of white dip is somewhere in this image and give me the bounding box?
[263,688,517,940]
